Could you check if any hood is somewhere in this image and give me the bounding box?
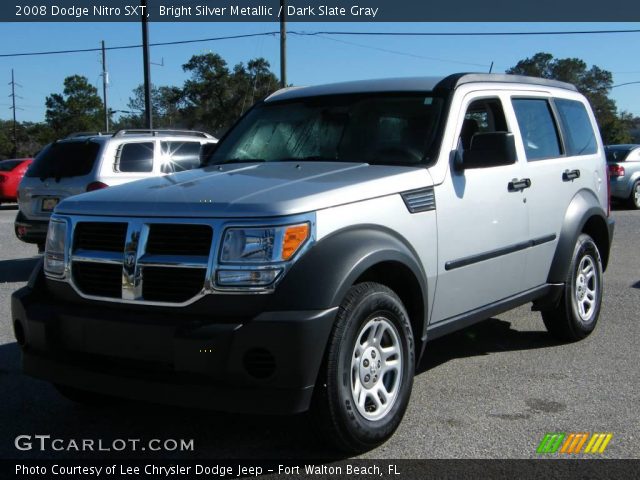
[56,162,433,218]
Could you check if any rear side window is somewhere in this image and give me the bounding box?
[512,99,562,161]
[555,99,597,156]
[26,141,100,179]
[160,142,202,172]
[117,142,154,173]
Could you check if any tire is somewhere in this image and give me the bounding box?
[542,234,603,341]
[311,282,415,453]
[54,384,115,406]
[628,180,640,210]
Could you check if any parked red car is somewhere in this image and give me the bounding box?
[0,158,33,204]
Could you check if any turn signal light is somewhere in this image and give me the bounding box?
[281,224,310,260]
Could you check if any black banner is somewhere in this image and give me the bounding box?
[4,459,640,479]
[3,0,640,22]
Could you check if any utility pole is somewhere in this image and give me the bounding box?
[141,0,153,129]
[101,40,109,132]
[9,69,22,157]
[280,0,286,88]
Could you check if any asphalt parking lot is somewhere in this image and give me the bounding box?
[0,203,638,460]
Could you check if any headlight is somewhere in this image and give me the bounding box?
[44,219,68,276]
[217,223,310,288]
[220,223,309,263]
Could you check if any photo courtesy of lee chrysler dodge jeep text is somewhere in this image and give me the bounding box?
[12,74,614,452]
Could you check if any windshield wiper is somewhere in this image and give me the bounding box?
[275,156,338,163]
[216,158,267,165]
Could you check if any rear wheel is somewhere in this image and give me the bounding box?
[311,282,414,453]
[542,233,603,341]
[628,180,640,209]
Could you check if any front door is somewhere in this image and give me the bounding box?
[431,93,530,323]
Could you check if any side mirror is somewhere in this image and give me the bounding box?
[458,132,517,170]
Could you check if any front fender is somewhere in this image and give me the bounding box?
[273,226,428,315]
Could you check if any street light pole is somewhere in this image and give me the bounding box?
[101,41,109,132]
[280,0,287,88]
[141,0,153,129]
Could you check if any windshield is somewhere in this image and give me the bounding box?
[0,160,22,172]
[26,141,101,180]
[208,94,444,166]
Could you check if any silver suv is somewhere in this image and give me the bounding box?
[12,74,614,452]
[15,129,217,250]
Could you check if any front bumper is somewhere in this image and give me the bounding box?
[14,210,49,245]
[11,265,336,414]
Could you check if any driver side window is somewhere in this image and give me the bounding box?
[459,98,509,154]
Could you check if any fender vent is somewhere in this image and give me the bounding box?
[401,187,436,213]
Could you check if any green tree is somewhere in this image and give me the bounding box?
[506,53,631,144]
[0,120,54,159]
[180,53,279,136]
[120,84,187,129]
[45,75,105,138]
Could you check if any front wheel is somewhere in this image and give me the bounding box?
[542,233,603,341]
[311,282,414,453]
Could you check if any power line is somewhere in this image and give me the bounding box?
[0,32,280,58]
[309,34,489,68]
[612,81,640,88]
[295,28,640,37]
[1,28,639,59]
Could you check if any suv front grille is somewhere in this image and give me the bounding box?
[74,222,128,252]
[72,262,122,298]
[146,224,213,256]
[69,220,211,304]
[142,267,206,303]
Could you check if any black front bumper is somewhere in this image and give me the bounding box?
[11,266,336,414]
[14,210,48,245]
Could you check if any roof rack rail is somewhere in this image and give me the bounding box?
[112,129,214,139]
[65,131,113,138]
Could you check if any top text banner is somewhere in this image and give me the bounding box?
[5,1,640,22]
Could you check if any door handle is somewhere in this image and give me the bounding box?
[562,169,580,181]
[508,178,531,192]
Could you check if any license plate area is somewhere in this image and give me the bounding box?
[41,198,59,212]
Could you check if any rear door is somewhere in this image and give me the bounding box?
[510,95,602,289]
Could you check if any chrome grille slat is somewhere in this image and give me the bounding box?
[137,254,209,269]
[70,220,211,305]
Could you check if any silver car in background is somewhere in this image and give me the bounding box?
[15,129,217,249]
[606,144,640,209]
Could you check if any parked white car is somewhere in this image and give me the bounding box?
[15,129,217,250]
